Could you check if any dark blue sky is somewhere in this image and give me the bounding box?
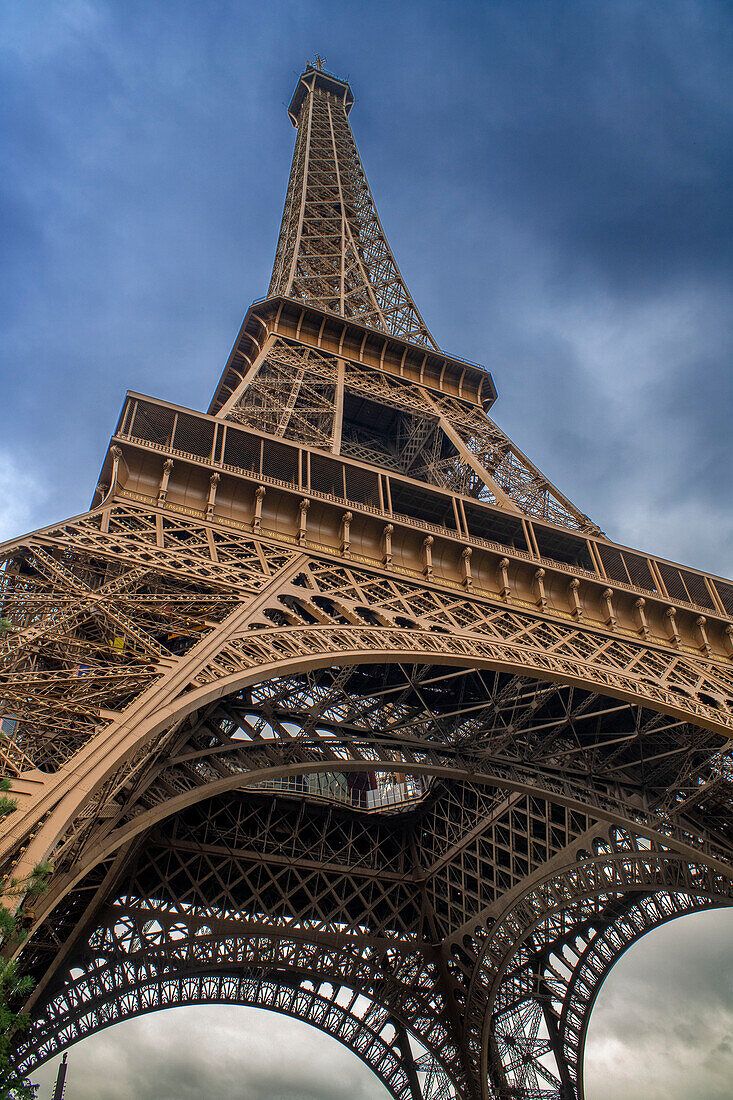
[4,2,733,1097]
[3,0,733,574]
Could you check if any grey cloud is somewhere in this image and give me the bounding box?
[585,909,733,1100]
[32,1005,390,1099]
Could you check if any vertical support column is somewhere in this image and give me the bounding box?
[634,597,650,639]
[497,558,511,602]
[568,578,583,621]
[109,446,123,496]
[341,511,352,558]
[332,359,345,454]
[297,499,310,546]
[665,606,681,647]
[696,615,712,657]
[601,588,617,630]
[461,547,473,590]
[157,458,174,507]
[422,536,434,579]
[533,568,547,610]
[205,473,220,521]
[382,524,394,567]
[252,485,266,533]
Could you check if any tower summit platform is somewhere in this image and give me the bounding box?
[288,60,354,125]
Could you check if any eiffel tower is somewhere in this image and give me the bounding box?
[2,61,733,1100]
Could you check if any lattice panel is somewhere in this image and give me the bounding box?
[429,392,597,532]
[0,504,298,773]
[462,830,733,1096]
[268,73,436,349]
[225,330,599,526]
[228,340,338,448]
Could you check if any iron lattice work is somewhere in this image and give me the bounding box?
[214,327,597,530]
[2,62,733,1100]
[268,63,437,348]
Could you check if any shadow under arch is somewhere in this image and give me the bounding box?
[22,837,733,1100]
[11,613,733,904]
[12,655,733,1100]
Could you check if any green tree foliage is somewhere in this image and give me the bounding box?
[0,780,17,824]
[0,815,53,1098]
[0,954,35,1100]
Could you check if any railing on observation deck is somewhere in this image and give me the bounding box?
[250,771,429,812]
[112,393,733,621]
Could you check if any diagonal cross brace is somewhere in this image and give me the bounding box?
[8,547,163,662]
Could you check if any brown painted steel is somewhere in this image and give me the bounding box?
[1,61,732,1100]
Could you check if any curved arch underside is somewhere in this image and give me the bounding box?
[11,664,730,1095]
[18,850,733,1100]
[11,651,733,1100]
[24,970,449,1100]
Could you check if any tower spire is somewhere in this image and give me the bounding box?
[268,63,437,349]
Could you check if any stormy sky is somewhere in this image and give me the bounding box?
[3,1,733,1096]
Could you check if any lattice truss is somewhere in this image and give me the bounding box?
[227,337,596,530]
[11,667,733,1100]
[0,504,296,774]
[227,340,338,448]
[3,509,733,823]
[192,556,733,744]
[461,829,733,1099]
[268,73,436,348]
[429,394,596,532]
[4,520,733,1100]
